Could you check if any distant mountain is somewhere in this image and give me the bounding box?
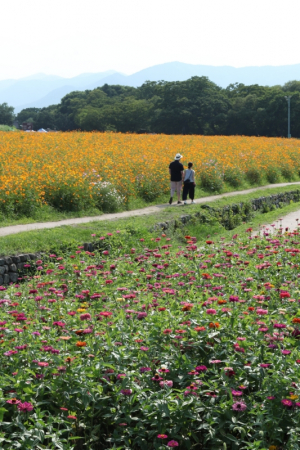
[0,71,117,113]
[1,62,300,113]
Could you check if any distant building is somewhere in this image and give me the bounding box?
[22,122,33,131]
[13,119,19,129]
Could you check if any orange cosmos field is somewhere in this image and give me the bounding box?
[0,132,299,215]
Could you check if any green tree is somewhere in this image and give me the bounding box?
[0,103,14,126]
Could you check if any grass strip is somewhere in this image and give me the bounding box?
[1,185,300,256]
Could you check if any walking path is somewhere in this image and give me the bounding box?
[1,182,300,237]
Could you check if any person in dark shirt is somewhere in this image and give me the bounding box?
[169,153,184,204]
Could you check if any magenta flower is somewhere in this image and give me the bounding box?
[80,313,91,321]
[17,402,34,412]
[282,350,291,355]
[120,389,132,396]
[232,390,243,396]
[6,398,20,404]
[167,441,179,447]
[232,401,247,411]
[206,309,217,314]
[140,367,151,373]
[281,399,293,407]
[159,380,173,388]
[4,350,18,356]
[195,365,207,372]
[157,434,168,439]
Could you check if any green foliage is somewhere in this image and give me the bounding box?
[0,103,14,126]
[200,161,224,192]
[280,164,295,181]
[92,181,124,213]
[245,167,263,185]
[266,167,280,184]
[15,78,300,137]
[224,166,244,187]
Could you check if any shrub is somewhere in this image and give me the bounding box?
[92,181,124,212]
[281,164,295,181]
[245,167,262,184]
[266,167,280,184]
[200,161,224,192]
[224,166,244,187]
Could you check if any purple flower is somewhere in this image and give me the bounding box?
[232,402,247,411]
[17,402,34,412]
[120,389,132,396]
[140,367,151,373]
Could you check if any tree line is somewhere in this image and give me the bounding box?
[1,76,300,136]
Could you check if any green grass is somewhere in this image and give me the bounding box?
[0,125,16,131]
[1,184,300,256]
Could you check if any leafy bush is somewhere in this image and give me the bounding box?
[266,167,280,183]
[200,161,224,192]
[245,166,262,184]
[281,164,295,181]
[92,181,124,212]
[224,166,244,187]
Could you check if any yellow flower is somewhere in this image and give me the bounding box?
[116,298,124,302]
[77,308,86,313]
[288,394,298,400]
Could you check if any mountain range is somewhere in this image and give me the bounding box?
[1,62,299,113]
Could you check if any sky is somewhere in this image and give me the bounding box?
[1,0,300,80]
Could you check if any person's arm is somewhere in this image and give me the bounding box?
[181,170,184,182]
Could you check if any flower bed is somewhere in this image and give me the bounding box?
[1,228,300,449]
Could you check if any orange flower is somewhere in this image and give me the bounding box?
[292,318,300,323]
[60,336,71,340]
[218,300,227,305]
[76,341,87,347]
[209,322,220,329]
[182,304,193,311]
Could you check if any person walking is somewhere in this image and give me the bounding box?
[182,162,195,204]
[169,153,184,205]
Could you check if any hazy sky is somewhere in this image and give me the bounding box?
[1,0,299,80]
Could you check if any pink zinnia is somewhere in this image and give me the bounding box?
[80,313,91,321]
[232,401,247,411]
[157,434,168,439]
[167,441,179,447]
[17,402,34,412]
[121,389,132,396]
[206,309,217,315]
[281,399,293,407]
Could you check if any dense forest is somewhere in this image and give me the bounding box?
[6,77,300,136]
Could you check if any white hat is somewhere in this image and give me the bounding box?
[174,153,182,160]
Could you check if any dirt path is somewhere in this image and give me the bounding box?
[1,182,300,237]
[256,209,300,235]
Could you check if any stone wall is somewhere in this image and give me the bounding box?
[0,189,299,286]
[0,253,37,285]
